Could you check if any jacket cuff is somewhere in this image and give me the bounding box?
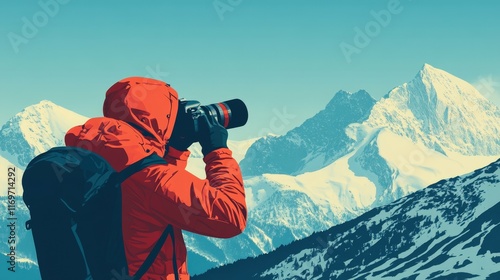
[203,148,233,163]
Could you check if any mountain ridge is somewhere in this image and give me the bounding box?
[241,89,376,176]
[0,100,88,168]
[2,64,500,277]
[361,63,500,156]
[194,158,500,280]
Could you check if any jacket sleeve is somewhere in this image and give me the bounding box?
[128,148,247,238]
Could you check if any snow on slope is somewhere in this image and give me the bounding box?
[195,158,500,280]
[185,138,259,178]
[0,156,23,196]
[360,63,500,156]
[212,119,497,275]
[242,64,500,178]
[243,128,497,229]
[263,159,500,280]
[190,129,495,274]
[240,90,376,176]
[0,100,88,168]
[188,64,500,274]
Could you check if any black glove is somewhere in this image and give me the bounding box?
[168,123,196,151]
[198,114,228,156]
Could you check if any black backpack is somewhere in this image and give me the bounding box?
[22,146,179,280]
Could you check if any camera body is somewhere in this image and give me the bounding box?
[174,99,248,143]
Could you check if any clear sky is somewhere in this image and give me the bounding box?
[2,0,499,140]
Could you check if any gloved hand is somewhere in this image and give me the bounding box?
[198,114,228,156]
[168,123,196,151]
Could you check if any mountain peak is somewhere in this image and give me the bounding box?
[331,89,372,99]
[240,89,376,176]
[37,99,56,106]
[413,64,486,101]
[361,64,500,156]
[327,89,374,109]
[333,89,351,97]
[421,62,437,72]
[0,100,88,167]
[416,63,449,81]
[419,63,448,81]
[23,100,60,113]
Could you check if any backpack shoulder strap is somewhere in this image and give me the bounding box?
[115,152,167,184]
[133,224,177,280]
[114,153,179,280]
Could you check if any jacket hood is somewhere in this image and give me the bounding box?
[103,77,178,145]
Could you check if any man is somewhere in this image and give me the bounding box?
[65,77,247,279]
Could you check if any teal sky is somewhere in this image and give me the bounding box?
[1,0,499,140]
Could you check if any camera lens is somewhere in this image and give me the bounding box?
[201,99,248,129]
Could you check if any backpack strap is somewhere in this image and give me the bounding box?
[114,152,167,184]
[115,153,180,280]
[133,224,177,280]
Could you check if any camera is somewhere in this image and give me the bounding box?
[174,99,248,142]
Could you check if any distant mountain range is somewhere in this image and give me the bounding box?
[194,158,500,280]
[241,89,377,176]
[186,64,500,275]
[242,64,500,177]
[1,64,499,278]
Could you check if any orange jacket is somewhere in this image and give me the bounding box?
[65,77,247,280]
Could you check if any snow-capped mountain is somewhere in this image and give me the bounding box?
[0,101,87,196]
[190,128,494,276]
[186,139,259,178]
[242,64,500,179]
[2,64,500,277]
[185,64,500,275]
[240,90,376,176]
[356,63,500,156]
[0,100,88,168]
[242,129,497,221]
[194,158,500,280]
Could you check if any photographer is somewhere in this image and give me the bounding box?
[65,77,247,280]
